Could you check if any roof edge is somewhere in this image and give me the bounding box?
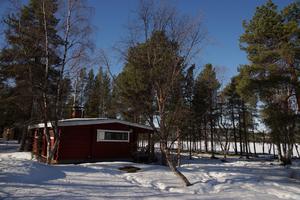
[28,118,153,131]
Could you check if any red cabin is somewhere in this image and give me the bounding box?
[28,118,154,163]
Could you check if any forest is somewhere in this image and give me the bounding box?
[0,0,299,187]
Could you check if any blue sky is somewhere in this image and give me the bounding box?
[87,0,294,84]
[0,0,295,85]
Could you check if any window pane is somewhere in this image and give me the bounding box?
[104,132,128,141]
[96,130,105,142]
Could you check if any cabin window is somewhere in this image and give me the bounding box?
[96,129,130,142]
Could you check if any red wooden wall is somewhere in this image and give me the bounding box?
[57,123,140,162]
[31,122,151,163]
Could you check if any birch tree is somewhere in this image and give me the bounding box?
[43,0,93,162]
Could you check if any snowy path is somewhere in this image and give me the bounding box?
[0,142,300,200]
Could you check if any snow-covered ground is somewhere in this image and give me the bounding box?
[0,139,20,153]
[1,141,300,200]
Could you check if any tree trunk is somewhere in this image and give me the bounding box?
[289,64,300,113]
[280,144,292,165]
[242,102,249,159]
[18,126,28,151]
[253,131,256,156]
[198,127,202,153]
[210,113,215,158]
[160,141,167,165]
[41,0,51,164]
[161,145,192,186]
[268,143,272,155]
[149,133,155,162]
[295,144,300,158]
[176,128,181,166]
[189,130,192,159]
[222,131,229,160]
[262,131,265,154]
[45,129,51,164]
[276,143,281,161]
[204,118,208,152]
[238,112,243,157]
[48,138,60,162]
[231,105,238,155]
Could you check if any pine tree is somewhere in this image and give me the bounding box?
[193,64,220,158]
[117,31,192,186]
[84,69,96,117]
[84,67,113,118]
[0,0,61,152]
[116,50,154,122]
[222,77,240,155]
[0,0,61,127]
[181,65,195,160]
[74,68,88,107]
[238,0,300,164]
[102,71,113,117]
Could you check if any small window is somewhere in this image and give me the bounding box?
[97,130,130,142]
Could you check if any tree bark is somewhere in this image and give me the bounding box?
[161,145,192,186]
[204,118,208,152]
[189,129,192,159]
[231,105,238,155]
[238,111,243,157]
[252,131,256,156]
[210,109,215,158]
[41,0,52,164]
[242,102,249,159]
[176,128,181,167]
[289,64,300,113]
[295,144,300,158]
[18,126,28,151]
[262,131,265,154]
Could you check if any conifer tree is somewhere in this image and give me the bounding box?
[74,68,88,107]
[193,64,220,158]
[0,0,61,124]
[84,67,113,118]
[84,69,96,117]
[117,31,192,186]
[238,0,300,164]
[222,77,240,155]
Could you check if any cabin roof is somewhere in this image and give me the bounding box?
[28,118,153,131]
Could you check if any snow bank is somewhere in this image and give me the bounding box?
[0,152,32,160]
[1,152,300,199]
[0,140,20,153]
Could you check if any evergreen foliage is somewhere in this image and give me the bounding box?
[0,0,62,127]
[238,0,300,164]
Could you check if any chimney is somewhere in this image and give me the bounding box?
[71,106,84,118]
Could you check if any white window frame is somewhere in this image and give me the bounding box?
[96,129,130,142]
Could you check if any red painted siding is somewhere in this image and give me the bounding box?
[57,123,140,161]
[31,121,152,163]
[91,123,135,159]
[58,126,93,160]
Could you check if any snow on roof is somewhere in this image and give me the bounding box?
[28,118,153,131]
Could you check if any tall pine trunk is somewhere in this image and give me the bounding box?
[262,131,265,154]
[176,128,181,167]
[204,118,208,152]
[210,108,215,158]
[238,112,243,157]
[231,105,238,155]
[242,102,249,159]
